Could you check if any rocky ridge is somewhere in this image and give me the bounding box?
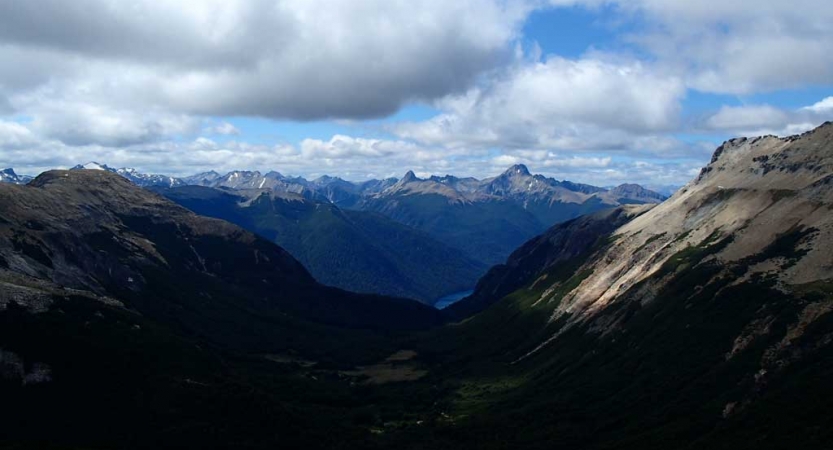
[0,170,442,333]
[373,164,664,207]
[469,123,833,382]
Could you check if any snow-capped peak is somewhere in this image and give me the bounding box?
[0,168,33,185]
[81,162,109,171]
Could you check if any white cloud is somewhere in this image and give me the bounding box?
[27,102,199,147]
[0,117,713,186]
[544,156,612,168]
[300,135,420,159]
[804,97,833,113]
[705,105,790,131]
[490,153,611,170]
[0,0,830,187]
[606,0,833,94]
[0,0,531,121]
[0,121,37,149]
[702,99,833,137]
[393,55,686,155]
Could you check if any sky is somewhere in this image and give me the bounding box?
[0,0,831,186]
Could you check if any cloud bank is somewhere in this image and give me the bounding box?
[0,0,831,185]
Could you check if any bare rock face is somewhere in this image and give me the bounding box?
[521,123,833,330]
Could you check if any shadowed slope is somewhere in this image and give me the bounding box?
[0,170,443,339]
[155,185,486,303]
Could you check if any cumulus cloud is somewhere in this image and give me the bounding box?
[605,0,833,94]
[392,55,687,155]
[804,97,833,113]
[0,0,531,121]
[27,103,200,147]
[702,99,832,136]
[0,116,713,186]
[0,121,37,149]
[301,136,420,159]
[0,0,830,186]
[705,106,791,132]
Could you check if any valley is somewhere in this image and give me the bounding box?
[2,2,831,449]
[151,185,486,304]
[1,123,832,449]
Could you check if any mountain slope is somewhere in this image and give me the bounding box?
[412,122,833,449]
[155,185,486,303]
[445,205,653,319]
[0,170,442,334]
[359,191,547,265]
[0,169,452,450]
[2,124,831,449]
[357,165,664,265]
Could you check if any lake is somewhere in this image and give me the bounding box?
[433,290,474,309]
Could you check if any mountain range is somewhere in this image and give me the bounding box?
[182,167,671,262]
[2,123,831,449]
[358,165,666,264]
[176,165,666,266]
[2,162,666,302]
[62,161,665,213]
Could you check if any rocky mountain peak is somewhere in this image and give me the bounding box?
[401,170,419,183]
[547,122,833,332]
[313,174,337,183]
[0,168,32,185]
[1,168,19,179]
[695,122,833,190]
[504,164,531,177]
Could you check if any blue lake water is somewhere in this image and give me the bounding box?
[434,290,474,310]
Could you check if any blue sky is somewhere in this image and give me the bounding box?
[0,0,831,186]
